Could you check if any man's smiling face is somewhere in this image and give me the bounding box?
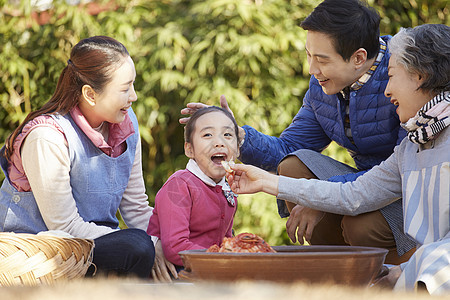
[306,31,362,95]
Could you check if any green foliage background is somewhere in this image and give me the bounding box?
[0,0,448,245]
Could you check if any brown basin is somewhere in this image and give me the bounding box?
[179,245,388,286]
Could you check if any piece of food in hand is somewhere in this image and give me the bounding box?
[207,233,276,253]
[221,160,233,173]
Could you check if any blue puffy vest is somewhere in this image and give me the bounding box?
[240,36,406,178]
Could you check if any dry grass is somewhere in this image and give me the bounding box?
[1,279,448,300]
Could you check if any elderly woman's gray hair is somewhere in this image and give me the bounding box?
[388,24,450,95]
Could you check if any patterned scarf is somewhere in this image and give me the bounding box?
[402,91,450,145]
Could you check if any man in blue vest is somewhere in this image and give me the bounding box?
[181,0,416,264]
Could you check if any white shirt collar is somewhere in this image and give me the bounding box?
[186,159,231,191]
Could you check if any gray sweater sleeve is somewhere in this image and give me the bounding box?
[277,145,404,216]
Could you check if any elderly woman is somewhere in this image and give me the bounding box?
[226,23,450,294]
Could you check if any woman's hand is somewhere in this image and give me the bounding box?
[227,163,279,196]
[372,265,402,289]
[152,240,178,283]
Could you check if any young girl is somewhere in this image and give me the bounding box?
[0,36,175,280]
[147,106,240,267]
[227,24,450,294]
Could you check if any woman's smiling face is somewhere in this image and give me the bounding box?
[384,54,430,123]
[80,55,137,128]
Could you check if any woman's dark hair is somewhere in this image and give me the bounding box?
[4,36,129,159]
[301,0,381,61]
[184,106,240,148]
[389,24,450,95]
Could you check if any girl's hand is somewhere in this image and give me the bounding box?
[152,240,178,283]
[227,163,279,196]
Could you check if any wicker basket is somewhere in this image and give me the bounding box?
[0,232,94,286]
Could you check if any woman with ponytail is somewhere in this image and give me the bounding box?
[0,36,176,281]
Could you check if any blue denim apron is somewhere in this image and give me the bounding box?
[0,109,138,233]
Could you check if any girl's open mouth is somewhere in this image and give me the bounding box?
[211,154,227,166]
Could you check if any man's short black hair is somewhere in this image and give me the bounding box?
[301,0,381,61]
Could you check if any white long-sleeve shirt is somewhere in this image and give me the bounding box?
[21,126,153,240]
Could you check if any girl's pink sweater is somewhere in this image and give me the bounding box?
[147,169,237,266]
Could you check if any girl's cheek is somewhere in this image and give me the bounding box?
[230,148,239,158]
[226,142,237,151]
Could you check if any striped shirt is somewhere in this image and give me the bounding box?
[277,125,450,294]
